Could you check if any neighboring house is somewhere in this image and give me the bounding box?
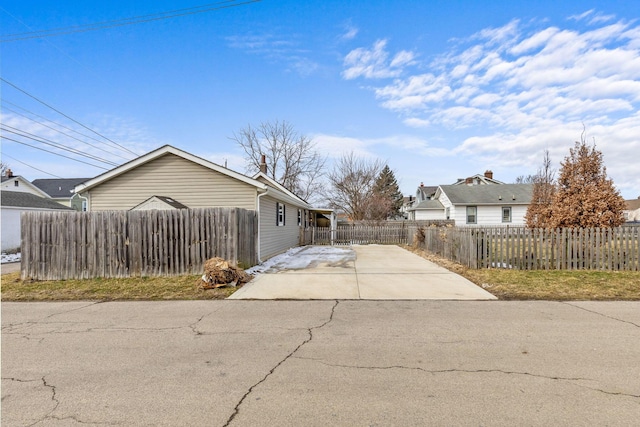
[32,178,92,211]
[624,197,640,222]
[415,183,438,202]
[1,190,73,251]
[408,183,533,225]
[73,145,332,261]
[1,169,51,198]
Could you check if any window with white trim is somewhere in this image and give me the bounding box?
[276,202,285,226]
[466,206,477,224]
[502,206,512,223]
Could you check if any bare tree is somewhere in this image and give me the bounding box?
[0,162,9,176]
[326,152,385,221]
[525,149,556,228]
[230,120,326,203]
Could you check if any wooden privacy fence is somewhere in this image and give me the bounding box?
[416,226,640,271]
[21,208,257,280]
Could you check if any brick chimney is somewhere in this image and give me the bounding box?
[465,177,473,185]
[484,170,493,179]
[259,155,267,174]
[420,182,424,187]
[6,168,13,178]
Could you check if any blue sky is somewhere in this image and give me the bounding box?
[1,0,639,199]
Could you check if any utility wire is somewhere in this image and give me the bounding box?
[1,104,132,161]
[0,1,261,42]
[0,152,64,178]
[1,136,110,170]
[1,125,119,166]
[0,78,137,155]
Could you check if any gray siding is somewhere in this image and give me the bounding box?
[259,195,303,260]
[87,154,257,211]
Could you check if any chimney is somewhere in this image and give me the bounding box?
[6,168,13,178]
[484,170,493,179]
[259,154,267,174]
[465,177,473,185]
[420,182,424,187]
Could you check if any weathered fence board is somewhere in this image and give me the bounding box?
[21,208,257,280]
[414,225,639,271]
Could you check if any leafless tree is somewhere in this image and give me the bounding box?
[0,162,8,176]
[525,149,556,228]
[230,120,326,203]
[326,152,385,221]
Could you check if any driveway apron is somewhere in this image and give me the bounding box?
[230,245,496,300]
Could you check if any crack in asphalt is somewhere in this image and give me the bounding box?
[222,300,339,427]
[562,302,640,328]
[301,360,640,399]
[23,377,60,427]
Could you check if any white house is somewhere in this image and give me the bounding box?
[1,191,74,251]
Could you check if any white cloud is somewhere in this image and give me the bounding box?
[342,39,416,79]
[341,25,359,41]
[343,13,640,196]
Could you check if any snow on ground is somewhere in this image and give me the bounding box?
[246,246,355,276]
[1,252,21,264]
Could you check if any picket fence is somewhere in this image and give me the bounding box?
[21,208,257,280]
[416,225,640,271]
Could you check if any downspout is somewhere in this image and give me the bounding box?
[255,189,268,263]
[76,192,89,211]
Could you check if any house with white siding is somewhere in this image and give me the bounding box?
[73,145,331,261]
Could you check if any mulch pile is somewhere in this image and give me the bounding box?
[197,257,252,289]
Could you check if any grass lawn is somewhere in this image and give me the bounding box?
[406,246,640,301]
[0,272,239,301]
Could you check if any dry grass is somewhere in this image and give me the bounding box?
[405,245,640,300]
[1,272,242,301]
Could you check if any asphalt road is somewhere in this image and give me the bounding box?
[2,300,639,426]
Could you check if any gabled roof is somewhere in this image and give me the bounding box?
[438,184,533,205]
[1,175,51,198]
[74,145,268,194]
[1,191,73,210]
[408,200,444,211]
[131,195,189,210]
[452,174,504,185]
[32,178,91,198]
[626,198,640,211]
[416,185,438,200]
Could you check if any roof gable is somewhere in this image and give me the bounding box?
[252,172,309,206]
[1,176,51,198]
[74,145,267,193]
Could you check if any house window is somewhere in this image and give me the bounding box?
[82,200,88,212]
[466,206,477,224]
[502,207,512,223]
[276,202,285,226]
[298,209,302,227]
[445,207,450,220]
[14,180,19,187]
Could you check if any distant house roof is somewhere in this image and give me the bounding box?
[1,191,73,210]
[32,178,91,198]
[409,200,444,211]
[438,184,533,205]
[416,185,438,200]
[452,173,504,185]
[1,175,51,198]
[626,198,640,211]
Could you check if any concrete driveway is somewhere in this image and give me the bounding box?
[231,245,496,300]
[3,300,639,426]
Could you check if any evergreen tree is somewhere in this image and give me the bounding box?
[549,137,625,228]
[371,165,404,220]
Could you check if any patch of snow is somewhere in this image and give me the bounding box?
[1,252,21,264]
[246,245,355,276]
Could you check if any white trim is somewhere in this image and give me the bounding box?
[251,171,309,206]
[74,145,268,193]
[1,176,51,198]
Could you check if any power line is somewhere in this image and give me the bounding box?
[0,78,138,155]
[2,103,132,161]
[1,125,119,166]
[0,136,110,170]
[0,1,261,42]
[0,152,64,178]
